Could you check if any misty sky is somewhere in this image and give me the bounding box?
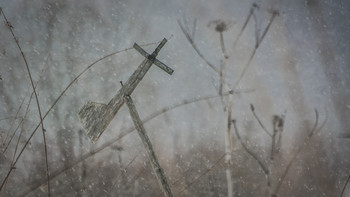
[0,0,349,196]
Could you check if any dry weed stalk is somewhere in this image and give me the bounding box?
[178,3,278,196]
[2,31,170,195]
[234,104,327,197]
[0,7,50,196]
[340,175,350,197]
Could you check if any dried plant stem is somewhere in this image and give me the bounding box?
[257,11,279,49]
[220,32,229,59]
[107,152,140,195]
[232,120,269,174]
[0,37,167,192]
[250,104,272,137]
[2,89,35,194]
[271,129,277,161]
[178,19,219,74]
[1,83,29,151]
[272,109,327,196]
[3,67,47,153]
[23,89,252,196]
[233,10,278,90]
[0,8,50,196]
[11,69,45,166]
[220,58,234,197]
[176,153,225,196]
[178,19,235,88]
[124,95,173,197]
[219,60,225,105]
[225,94,234,197]
[233,3,258,47]
[340,175,350,197]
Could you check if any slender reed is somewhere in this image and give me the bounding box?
[0,8,50,196]
[340,175,350,197]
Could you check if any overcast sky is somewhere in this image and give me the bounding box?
[0,0,349,196]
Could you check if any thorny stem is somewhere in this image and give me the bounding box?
[0,8,50,196]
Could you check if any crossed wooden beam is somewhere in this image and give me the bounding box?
[78,38,173,143]
[78,38,174,197]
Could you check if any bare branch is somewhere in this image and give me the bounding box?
[176,153,225,196]
[250,104,272,137]
[192,19,197,41]
[22,89,253,196]
[340,175,350,197]
[233,3,259,47]
[220,32,229,59]
[273,109,327,196]
[232,120,269,174]
[3,66,47,154]
[271,115,284,160]
[257,10,279,49]
[107,152,140,195]
[2,36,169,194]
[0,8,50,196]
[1,84,28,150]
[233,9,278,90]
[178,19,220,74]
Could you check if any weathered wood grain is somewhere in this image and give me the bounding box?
[78,38,173,143]
[124,95,173,197]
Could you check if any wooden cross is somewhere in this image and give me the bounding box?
[78,38,173,143]
[78,38,174,197]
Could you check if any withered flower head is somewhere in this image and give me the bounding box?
[208,20,233,33]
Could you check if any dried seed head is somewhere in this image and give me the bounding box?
[250,104,255,111]
[272,115,284,132]
[208,20,233,33]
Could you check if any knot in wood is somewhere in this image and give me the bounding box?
[148,54,156,61]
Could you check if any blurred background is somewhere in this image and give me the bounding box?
[0,0,349,196]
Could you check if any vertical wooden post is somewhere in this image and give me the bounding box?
[124,95,173,197]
